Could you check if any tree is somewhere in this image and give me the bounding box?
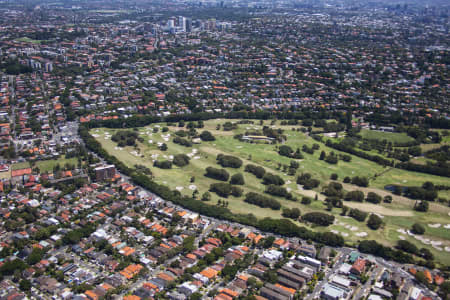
[159,143,168,151]
[319,151,326,160]
[230,173,245,185]
[367,214,383,230]
[383,195,393,203]
[411,223,425,235]
[330,173,338,180]
[201,192,211,202]
[366,192,382,204]
[415,201,429,212]
[199,130,215,141]
[19,279,31,291]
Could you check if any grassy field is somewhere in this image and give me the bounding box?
[359,129,415,143]
[11,162,31,170]
[15,37,42,44]
[91,119,450,265]
[36,157,78,173]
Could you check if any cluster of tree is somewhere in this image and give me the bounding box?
[301,144,320,154]
[154,160,172,169]
[348,208,368,222]
[209,183,242,198]
[320,138,393,167]
[223,122,238,131]
[344,190,365,202]
[230,173,245,185]
[205,167,229,181]
[297,173,320,189]
[199,131,215,141]
[278,145,303,159]
[302,212,334,226]
[217,154,243,168]
[348,176,369,187]
[265,184,294,200]
[396,240,433,260]
[175,130,188,137]
[173,154,190,167]
[62,224,96,245]
[111,130,141,147]
[244,192,281,210]
[424,145,450,162]
[358,240,414,264]
[262,173,285,186]
[366,192,382,204]
[262,126,285,142]
[389,182,438,201]
[245,164,266,178]
[1,59,32,75]
[282,208,301,220]
[395,161,450,177]
[173,136,193,147]
[323,182,344,198]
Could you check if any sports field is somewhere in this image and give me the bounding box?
[91,119,450,265]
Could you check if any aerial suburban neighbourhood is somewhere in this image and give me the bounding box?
[0,0,448,299]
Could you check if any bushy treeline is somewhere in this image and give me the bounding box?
[217,154,243,168]
[302,212,335,226]
[173,136,193,147]
[265,184,294,200]
[205,167,229,181]
[209,183,242,198]
[245,164,266,178]
[244,192,281,210]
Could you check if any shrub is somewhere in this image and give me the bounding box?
[245,164,266,178]
[230,173,245,185]
[205,167,230,181]
[343,176,351,183]
[302,212,334,226]
[330,173,338,180]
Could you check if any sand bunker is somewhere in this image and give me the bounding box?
[428,223,441,228]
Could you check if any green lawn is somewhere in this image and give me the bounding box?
[91,119,450,266]
[359,129,415,143]
[11,162,31,170]
[36,157,78,173]
[15,37,42,44]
